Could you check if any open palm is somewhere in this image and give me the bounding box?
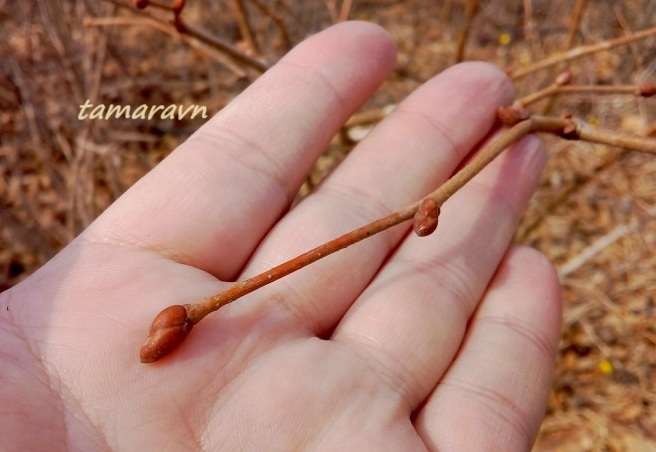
[0,22,561,451]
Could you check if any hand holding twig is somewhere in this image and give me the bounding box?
[0,22,565,450]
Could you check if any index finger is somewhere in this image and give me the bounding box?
[84,22,397,280]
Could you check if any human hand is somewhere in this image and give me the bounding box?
[0,22,561,451]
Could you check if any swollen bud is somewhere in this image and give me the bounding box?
[140,305,193,363]
[413,198,440,237]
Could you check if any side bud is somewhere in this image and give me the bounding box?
[413,198,440,237]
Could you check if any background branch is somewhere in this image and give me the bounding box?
[508,26,656,79]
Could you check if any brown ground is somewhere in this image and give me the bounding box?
[2,1,655,450]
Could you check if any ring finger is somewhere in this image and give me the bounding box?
[331,131,547,408]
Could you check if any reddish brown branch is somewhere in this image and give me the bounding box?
[569,118,656,153]
[499,107,656,153]
[132,66,656,362]
[105,0,268,73]
[140,109,656,363]
[84,16,249,77]
[139,114,538,363]
[173,16,268,72]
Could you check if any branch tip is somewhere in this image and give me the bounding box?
[140,305,193,363]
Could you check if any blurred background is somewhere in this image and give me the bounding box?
[1,1,655,449]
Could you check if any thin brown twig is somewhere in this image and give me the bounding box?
[338,0,354,22]
[134,112,553,362]
[250,0,292,52]
[571,118,656,153]
[516,83,656,108]
[137,0,185,14]
[174,16,268,72]
[323,0,339,24]
[102,0,268,73]
[558,204,656,277]
[508,26,656,79]
[500,108,656,152]
[84,16,248,77]
[454,0,479,63]
[139,110,656,363]
[138,120,536,362]
[565,0,587,48]
[229,0,260,55]
[613,6,645,77]
[36,0,85,105]
[522,0,536,42]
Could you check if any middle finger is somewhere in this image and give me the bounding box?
[242,62,515,336]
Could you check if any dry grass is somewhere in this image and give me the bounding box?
[1,0,655,449]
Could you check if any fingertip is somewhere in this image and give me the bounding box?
[436,61,515,107]
[323,20,397,49]
[287,21,397,89]
[501,244,563,330]
[415,244,562,451]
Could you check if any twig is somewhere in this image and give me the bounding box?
[572,119,656,153]
[139,110,656,362]
[36,0,85,105]
[500,108,656,153]
[8,59,42,147]
[139,112,541,363]
[173,16,268,72]
[517,82,656,108]
[454,0,479,63]
[558,204,656,277]
[250,0,292,52]
[613,6,645,77]
[139,109,656,362]
[229,0,260,55]
[338,0,354,22]
[136,0,185,15]
[522,0,536,42]
[84,16,248,77]
[580,320,615,362]
[508,26,656,80]
[565,0,587,48]
[102,0,268,73]
[323,0,339,24]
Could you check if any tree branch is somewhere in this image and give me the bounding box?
[138,108,656,363]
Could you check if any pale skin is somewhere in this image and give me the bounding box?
[0,22,561,451]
